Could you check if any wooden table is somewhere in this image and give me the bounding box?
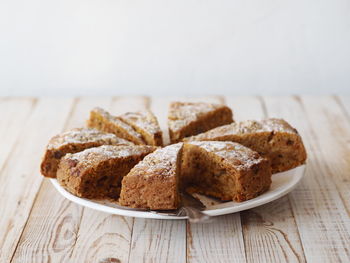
[1,96,349,263]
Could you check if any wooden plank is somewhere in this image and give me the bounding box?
[11,97,116,263]
[150,96,172,146]
[336,96,350,120]
[0,98,35,171]
[263,96,350,262]
[64,97,113,128]
[226,96,265,121]
[241,198,306,263]
[187,214,245,263]
[127,96,187,263]
[68,97,147,263]
[226,97,306,263]
[0,98,74,263]
[111,96,149,115]
[129,218,186,263]
[69,212,133,263]
[299,96,350,214]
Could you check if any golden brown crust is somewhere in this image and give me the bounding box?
[57,145,157,199]
[40,128,133,178]
[182,141,272,202]
[120,111,163,146]
[168,102,233,143]
[87,107,145,145]
[185,118,307,173]
[119,143,183,210]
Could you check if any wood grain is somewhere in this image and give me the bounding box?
[0,98,74,263]
[226,96,265,121]
[129,219,186,263]
[187,214,245,263]
[300,96,350,214]
[226,97,306,263]
[336,96,350,121]
[70,212,133,263]
[263,96,350,262]
[0,98,35,171]
[11,97,113,263]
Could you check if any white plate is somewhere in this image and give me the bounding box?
[50,165,306,220]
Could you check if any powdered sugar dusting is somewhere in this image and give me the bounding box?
[48,128,133,149]
[114,117,144,140]
[187,141,265,169]
[127,143,183,177]
[65,145,156,167]
[168,102,225,131]
[190,118,298,140]
[120,111,161,135]
[90,107,144,142]
[230,119,296,134]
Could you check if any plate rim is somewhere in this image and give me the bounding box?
[50,164,306,220]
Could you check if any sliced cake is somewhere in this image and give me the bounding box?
[120,110,163,146]
[181,141,271,202]
[184,118,307,173]
[119,141,271,210]
[119,143,183,210]
[87,107,145,145]
[168,102,233,143]
[57,145,157,199]
[40,128,133,178]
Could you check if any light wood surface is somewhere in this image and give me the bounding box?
[1,96,349,263]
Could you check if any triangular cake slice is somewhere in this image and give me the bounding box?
[119,143,183,210]
[168,102,233,143]
[120,110,163,146]
[57,145,157,199]
[40,128,133,178]
[182,141,271,202]
[87,107,145,145]
[184,118,307,173]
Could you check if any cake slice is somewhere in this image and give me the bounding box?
[40,128,133,178]
[119,143,183,210]
[87,107,145,145]
[120,111,163,146]
[119,141,271,210]
[184,118,307,173]
[57,145,157,199]
[181,141,271,202]
[168,102,233,143]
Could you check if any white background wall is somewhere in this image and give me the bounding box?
[1,0,349,96]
